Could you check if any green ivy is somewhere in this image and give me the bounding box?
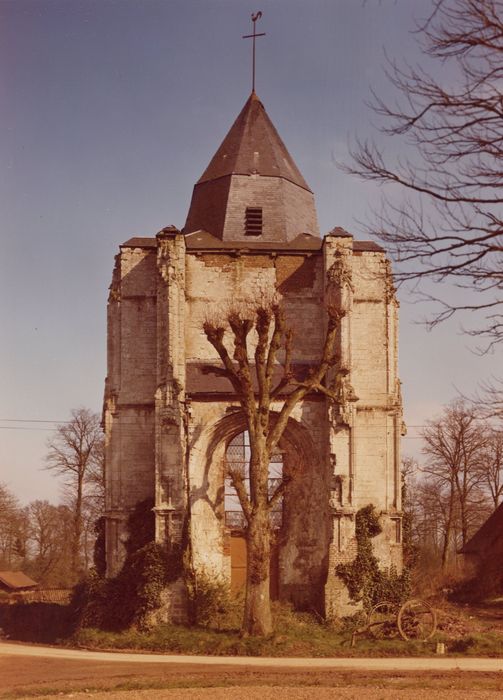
[125,497,156,555]
[336,504,411,611]
[92,516,106,577]
[72,498,184,631]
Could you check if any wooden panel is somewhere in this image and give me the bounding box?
[230,536,247,593]
[230,535,280,600]
[270,543,279,600]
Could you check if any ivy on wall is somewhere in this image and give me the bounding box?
[336,504,411,611]
[73,498,184,631]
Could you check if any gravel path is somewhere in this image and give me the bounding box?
[17,687,503,699]
[2,643,503,700]
[2,643,503,671]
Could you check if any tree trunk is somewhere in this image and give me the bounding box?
[460,505,468,548]
[72,472,84,579]
[243,450,272,636]
[441,487,455,570]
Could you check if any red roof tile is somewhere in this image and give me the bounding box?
[0,570,38,589]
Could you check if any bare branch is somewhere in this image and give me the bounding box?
[345,0,503,344]
[227,467,252,522]
[267,475,291,510]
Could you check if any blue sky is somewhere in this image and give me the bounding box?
[1,0,500,503]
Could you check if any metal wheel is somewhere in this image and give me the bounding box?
[367,601,399,639]
[397,598,437,641]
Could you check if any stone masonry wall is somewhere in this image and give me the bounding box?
[104,246,158,575]
[104,231,403,614]
[222,175,319,242]
[185,251,324,362]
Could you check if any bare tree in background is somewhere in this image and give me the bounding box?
[203,299,341,636]
[26,500,74,586]
[345,0,503,345]
[411,476,453,583]
[421,400,489,566]
[0,483,25,568]
[45,408,104,581]
[472,377,503,420]
[479,427,503,508]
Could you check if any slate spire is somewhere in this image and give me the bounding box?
[184,93,319,244]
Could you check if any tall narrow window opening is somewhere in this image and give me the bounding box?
[225,431,283,530]
[244,207,263,236]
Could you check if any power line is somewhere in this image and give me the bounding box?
[0,418,69,424]
[0,426,55,431]
[0,416,434,429]
[0,425,424,439]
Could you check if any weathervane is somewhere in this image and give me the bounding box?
[242,11,266,93]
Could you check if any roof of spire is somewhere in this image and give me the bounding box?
[197,92,311,192]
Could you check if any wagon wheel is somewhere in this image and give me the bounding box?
[397,598,437,641]
[367,601,399,639]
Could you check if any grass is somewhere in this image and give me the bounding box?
[446,632,503,656]
[70,602,488,658]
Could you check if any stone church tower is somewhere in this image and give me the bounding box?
[103,92,404,619]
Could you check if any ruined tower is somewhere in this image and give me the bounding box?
[103,91,404,619]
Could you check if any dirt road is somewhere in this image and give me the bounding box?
[1,642,502,700]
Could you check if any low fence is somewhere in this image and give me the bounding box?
[3,589,72,605]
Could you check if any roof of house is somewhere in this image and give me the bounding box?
[0,570,38,589]
[460,502,503,555]
[197,91,311,192]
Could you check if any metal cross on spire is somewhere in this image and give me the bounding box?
[242,11,266,94]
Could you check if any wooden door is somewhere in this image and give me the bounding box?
[230,534,279,599]
[230,535,247,594]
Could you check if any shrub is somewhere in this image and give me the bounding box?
[71,569,109,630]
[186,572,242,630]
[73,541,184,631]
[72,495,185,632]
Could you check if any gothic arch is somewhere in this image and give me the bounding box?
[187,408,331,609]
[202,409,321,466]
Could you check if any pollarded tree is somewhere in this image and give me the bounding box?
[203,300,342,636]
[345,0,503,346]
[45,408,104,581]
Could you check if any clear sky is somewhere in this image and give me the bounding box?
[1,0,500,504]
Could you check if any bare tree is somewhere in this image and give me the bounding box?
[26,500,74,586]
[345,0,503,345]
[472,377,503,421]
[479,427,503,508]
[410,476,454,581]
[0,483,25,568]
[203,300,341,636]
[421,400,488,565]
[401,457,420,567]
[45,408,104,581]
